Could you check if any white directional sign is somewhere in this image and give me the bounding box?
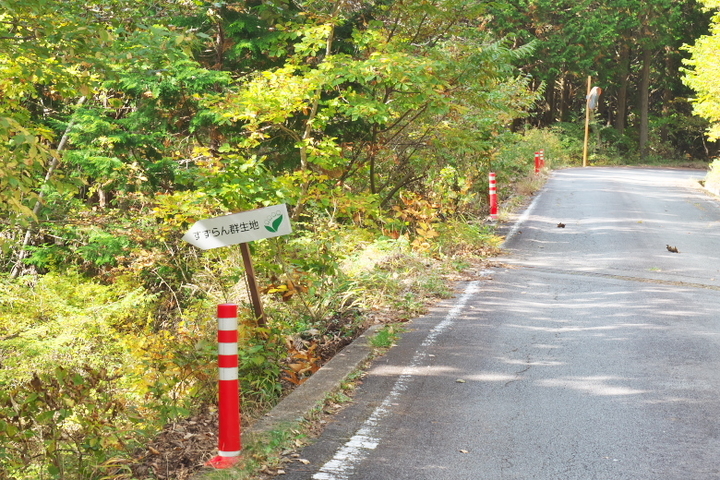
[182,204,292,250]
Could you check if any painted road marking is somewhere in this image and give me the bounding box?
[312,281,481,480]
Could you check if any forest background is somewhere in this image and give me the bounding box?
[2,0,720,478]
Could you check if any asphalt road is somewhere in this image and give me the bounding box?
[282,167,720,480]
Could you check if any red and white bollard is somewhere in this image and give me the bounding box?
[206,304,242,469]
[489,172,498,221]
[535,150,546,174]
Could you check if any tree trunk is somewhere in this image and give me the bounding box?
[544,74,556,126]
[661,46,674,143]
[639,46,652,158]
[615,43,630,136]
[559,74,571,123]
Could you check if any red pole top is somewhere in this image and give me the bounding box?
[217,304,238,318]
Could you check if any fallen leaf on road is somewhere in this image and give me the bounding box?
[456,379,466,383]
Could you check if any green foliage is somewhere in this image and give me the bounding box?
[369,324,402,349]
[683,0,720,141]
[204,4,538,215]
[429,166,475,211]
[487,0,712,159]
[128,325,217,423]
[194,152,282,212]
[0,0,201,226]
[0,117,54,224]
[0,272,156,385]
[21,216,146,276]
[0,366,132,480]
[237,328,285,414]
[491,127,582,195]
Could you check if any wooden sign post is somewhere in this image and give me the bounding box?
[583,78,602,167]
[182,203,292,326]
[583,76,592,167]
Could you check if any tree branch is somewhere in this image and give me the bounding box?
[11,96,87,278]
[0,36,34,41]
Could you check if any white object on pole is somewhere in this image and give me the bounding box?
[587,86,602,110]
[182,203,292,250]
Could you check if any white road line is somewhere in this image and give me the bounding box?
[503,187,543,245]
[312,281,481,480]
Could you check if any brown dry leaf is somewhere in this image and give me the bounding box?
[288,363,307,373]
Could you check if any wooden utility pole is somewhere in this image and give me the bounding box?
[582,76,592,167]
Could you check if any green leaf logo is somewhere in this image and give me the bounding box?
[265,211,284,233]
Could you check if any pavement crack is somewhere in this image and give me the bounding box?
[504,357,532,387]
[510,265,720,291]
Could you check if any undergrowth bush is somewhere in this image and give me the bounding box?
[492,127,582,198]
[0,274,219,480]
[0,272,157,385]
[705,159,720,193]
[0,366,135,480]
[434,219,503,257]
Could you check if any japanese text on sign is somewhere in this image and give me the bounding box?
[183,204,292,250]
[191,220,261,241]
